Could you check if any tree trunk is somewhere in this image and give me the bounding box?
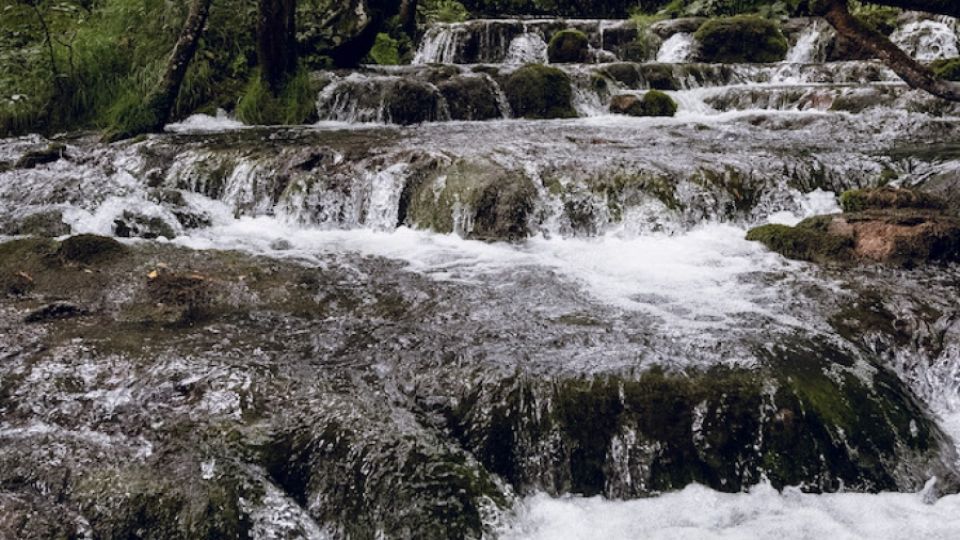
[819,0,960,102]
[145,0,213,129]
[257,0,298,92]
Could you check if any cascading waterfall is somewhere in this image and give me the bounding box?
[785,19,831,63]
[9,12,960,540]
[656,33,696,63]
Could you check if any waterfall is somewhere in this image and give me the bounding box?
[656,33,696,63]
[891,20,960,61]
[504,33,548,65]
[414,24,467,64]
[785,20,830,63]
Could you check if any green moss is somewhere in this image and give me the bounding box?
[931,58,960,82]
[746,222,854,264]
[853,5,901,36]
[236,67,319,126]
[58,234,127,266]
[694,15,788,63]
[839,188,944,213]
[641,90,678,117]
[547,29,590,63]
[503,64,578,119]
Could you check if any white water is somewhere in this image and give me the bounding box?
[499,482,960,540]
[891,20,960,62]
[505,33,548,65]
[656,33,696,63]
[785,21,830,64]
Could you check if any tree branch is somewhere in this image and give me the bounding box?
[819,0,960,102]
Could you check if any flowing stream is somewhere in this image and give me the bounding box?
[3,14,960,540]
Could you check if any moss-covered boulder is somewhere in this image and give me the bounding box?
[609,91,678,117]
[503,64,578,119]
[385,79,447,125]
[694,16,789,63]
[450,342,959,497]
[437,76,504,121]
[548,29,590,63]
[748,190,960,268]
[404,159,537,241]
[639,63,681,91]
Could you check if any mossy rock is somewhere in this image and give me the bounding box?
[58,235,127,266]
[609,91,677,117]
[503,64,578,119]
[14,144,66,169]
[931,59,960,82]
[548,29,590,63]
[405,159,538,241]
[600,63,641,87]
[451,347,957,497]
[437,76,504,121]
[0,210,71,237]
[694,16,788,64]
[839,187,945,213]
[639,63,680,91]
[384,80,446,125]
[746,221,854,264]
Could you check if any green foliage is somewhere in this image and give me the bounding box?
[659,0,803,18]
[694,15,789,63]
[849,2,901,36]
[931,59,960,82]
[547,29,589,63]
[418,0,470,24]
[236,67,318,126]
[368,33,402,65]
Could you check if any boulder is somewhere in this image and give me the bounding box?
[113,211,177,240]
[695,16,788,63]
[609,91,677,117]
[503,64,578,119]
[547,29,590,63]
[437,76,504,121]
[0,210,70,237]
[747,189,960,268]
[14,143,66,169]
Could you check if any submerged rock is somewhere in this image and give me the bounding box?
[58,234,127,266]
[437,76,505,121]
[24,302,88,323]
[13,143,66,169]
[0,209,70,237]
[113,211,177,240]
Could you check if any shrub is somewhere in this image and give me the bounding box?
[236,67,318,126]
[694,15,788,63]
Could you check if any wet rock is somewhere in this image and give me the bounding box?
[384,79,447,125]
[503,64,578,119]
[406,159,537,241]
[609,91,677,117]
[24,302,88,323]
[144,269,215,325]
[748,190,960,268]
[695,16,789,63]
[601,63,642,88]
[148,189,211,229]
[826,34,874,62]
[437,76,504,121]
[58,234,127,265]
[0,210,70,237]
[13,143,66,169]
[113,211,177,240]
[547,29,590,63]
[639,63,680,91]
[452,345,959,497]
[1,271,34,297]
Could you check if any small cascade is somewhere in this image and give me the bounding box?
[785,20,831,63]
[891,19,960,61]
[413,24,469,64]
[504,33,548,65]
[656,33,697,63]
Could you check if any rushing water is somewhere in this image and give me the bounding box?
[4,14,960,540]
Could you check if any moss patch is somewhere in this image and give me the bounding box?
[547,29,590,63]
[694,16,788,63]
[503,64,578,119]
[746,220,854,264]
